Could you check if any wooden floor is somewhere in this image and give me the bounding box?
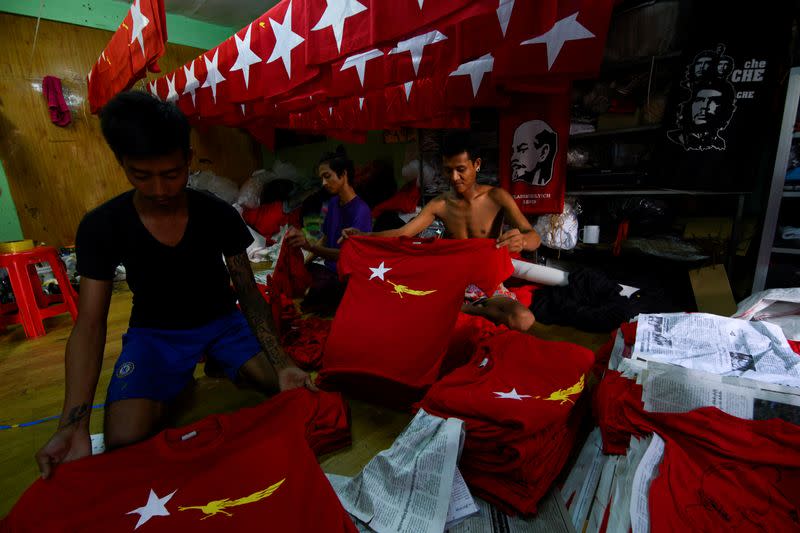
[0,286,608,517]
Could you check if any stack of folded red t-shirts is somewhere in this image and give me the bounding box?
[418,331,595,515]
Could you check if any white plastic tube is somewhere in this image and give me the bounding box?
[511,259,569,286]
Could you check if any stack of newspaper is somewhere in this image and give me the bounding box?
[560,313,800,533]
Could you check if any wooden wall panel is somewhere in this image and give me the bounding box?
[0,13,259,247]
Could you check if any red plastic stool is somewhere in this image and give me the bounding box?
[0,246,78,338]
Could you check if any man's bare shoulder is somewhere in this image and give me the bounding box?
[428,193,451,207]
[486,185,514,203]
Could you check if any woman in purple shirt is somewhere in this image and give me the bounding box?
[287,146,372,313]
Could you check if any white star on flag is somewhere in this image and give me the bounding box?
[311,0,367,53]
[369,262,392,281]
[202,50,226,103]
[494,388,531,400]
[340,48,383,87]
[497,0,515,37]
[389,30,447,76]
[127,489,177,530]
[268,0,305,79]
[417,0,425,8]
[148,79,159,99]
[521,12,595,70]
[358,96,365,110]
[230,24,262,89]
[403,81,413,101]
[183,61,199,106]
[165,74,178,103]
[129,0,150,57]
[449,53,494,97]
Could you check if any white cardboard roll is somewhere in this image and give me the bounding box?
[511,259,569,286]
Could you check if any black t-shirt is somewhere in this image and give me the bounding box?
[76,188,254,329]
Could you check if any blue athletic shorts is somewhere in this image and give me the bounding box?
[106,311,261,404]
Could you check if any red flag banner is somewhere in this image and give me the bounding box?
[88,0,168,113]
[499,90,570,214]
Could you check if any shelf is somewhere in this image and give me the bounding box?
[569,124,663,140]
[601,51,684,71]
[772,247,800,255]
[783,191,800,197]
[793,132,800,138]
[566,188,749,197]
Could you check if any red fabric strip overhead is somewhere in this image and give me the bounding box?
[87,0,168,113]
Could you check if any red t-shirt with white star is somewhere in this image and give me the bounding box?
[319,236,513,406]
[2,390,355,533]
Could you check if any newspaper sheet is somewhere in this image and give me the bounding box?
[446,468,480,528]
[327,410,467,533]
[446,492,575,533]
[632,313,800,387]
[585,455,618,533]
[331,470,477,533]
[641,363,800,423]
[606,436,652,533]
[608,328,627,371]
[629,434,665,533]
[559,428,607,531]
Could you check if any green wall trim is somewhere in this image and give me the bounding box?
[0,0,235,50]
[0,160,24,243]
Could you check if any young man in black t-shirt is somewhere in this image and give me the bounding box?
[35,92,315,478]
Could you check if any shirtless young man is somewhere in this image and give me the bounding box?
[342,131,539,332]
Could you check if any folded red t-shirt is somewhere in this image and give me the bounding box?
[320,236,512,406]
[2,390,353,533]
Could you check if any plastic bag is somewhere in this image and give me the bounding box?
[272,159,300,182]
[534,201,579,250]
[237,170,275,209]
[188,170,239,204]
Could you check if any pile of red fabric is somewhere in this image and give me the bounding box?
[241,203,301,244]
[271,236,312,300]
[594,370,800,533]
[2,389,353,532]
[370,180,421,218]
[439,312,507,376]
[256,281,331,370]
[419,331,596,515]
[283,316,332,371]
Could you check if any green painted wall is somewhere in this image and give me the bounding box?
[263,132,413,185]
[0,0,235,50]
[0,161,24,242]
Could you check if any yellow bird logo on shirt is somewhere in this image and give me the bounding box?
[535,374,585,405]
[178,478,285,519]
[387,280,437,299]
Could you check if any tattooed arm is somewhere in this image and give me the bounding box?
[226,253,315,392]
[36,277,112,478]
